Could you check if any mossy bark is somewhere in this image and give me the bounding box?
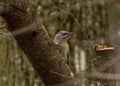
[0,0,73,85]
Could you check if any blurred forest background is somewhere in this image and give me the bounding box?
[0,0,120,86]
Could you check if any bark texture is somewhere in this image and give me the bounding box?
[0,0,73,85]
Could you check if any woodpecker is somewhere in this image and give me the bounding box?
[54,31,73,65]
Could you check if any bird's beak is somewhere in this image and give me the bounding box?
[69,32,74,35]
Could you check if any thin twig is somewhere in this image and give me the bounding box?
[0,25,7,29]
[0,32,12,36]
[52,7,89,40]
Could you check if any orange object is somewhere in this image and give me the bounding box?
[94,44,115,51]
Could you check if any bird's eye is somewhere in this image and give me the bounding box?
[62,33,68,35]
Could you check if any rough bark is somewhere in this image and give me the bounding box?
[0,0,73,86]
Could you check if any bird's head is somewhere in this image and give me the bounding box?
[54,31,73,44]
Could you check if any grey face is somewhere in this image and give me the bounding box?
[58,31,69,39]
[54,31,73,44]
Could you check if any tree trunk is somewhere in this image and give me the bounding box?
[0,0,73,86]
